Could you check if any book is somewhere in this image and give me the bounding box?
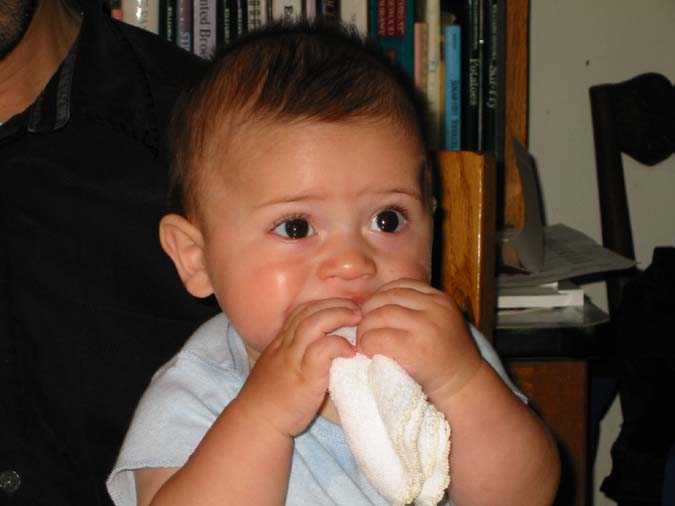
[317,0,339,22]
[497,280,585,309]
[443,24,461,150]
[247,0,268,30]
[159,0,176,42]
[223,0,246,41]
[122,0,160,33]
[193,0,217,58]
[176,0,193,51]
[339,0,367,34]
[482,0,504,156]
[386,0,395,36]
[304,0,316,20]
[272,0,303,22]
[369,0,415,78]
[413,21,427,91]
[492,0,506,163]
[422,0,441,150]
[460,0,481,150]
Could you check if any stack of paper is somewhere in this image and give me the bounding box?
[497,280,584,310]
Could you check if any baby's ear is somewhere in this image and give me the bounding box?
[159,214,214,298]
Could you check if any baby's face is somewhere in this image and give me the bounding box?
[197,119,433,355]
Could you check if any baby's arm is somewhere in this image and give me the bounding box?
[134,299,359,506]
[358,279,560,506]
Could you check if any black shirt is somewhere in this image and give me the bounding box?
[0,2,217,505]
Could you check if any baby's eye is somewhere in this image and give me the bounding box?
[370,209,407,233]
[273,218,315,239]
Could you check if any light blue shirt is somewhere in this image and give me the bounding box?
[106,314,524,506]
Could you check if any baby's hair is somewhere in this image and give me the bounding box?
[168,19,433,218]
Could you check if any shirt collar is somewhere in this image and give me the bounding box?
[26,36,79,133]
[1,0,160,153]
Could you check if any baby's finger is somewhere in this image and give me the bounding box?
[357,302,421,338]
[281,298,360,346]
[287,305,361,359]
[357,327,415,368]
[375,278,436,295]
[301,334,357,379]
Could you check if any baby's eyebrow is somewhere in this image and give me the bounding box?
[365,188,423,201]
[253,193,319,209]
[253,187,423,210]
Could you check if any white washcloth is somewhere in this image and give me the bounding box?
[328,326,451,506]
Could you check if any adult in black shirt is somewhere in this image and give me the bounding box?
[0,1,218,504]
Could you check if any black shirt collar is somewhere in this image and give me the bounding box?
[26,36,79,133]
[1,0,159,153]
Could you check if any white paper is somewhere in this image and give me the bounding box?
[498,223,636,288]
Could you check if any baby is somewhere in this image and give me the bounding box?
[107,20,560,506]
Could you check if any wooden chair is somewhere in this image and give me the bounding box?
[589,72,675,505]
[590,72,675,315]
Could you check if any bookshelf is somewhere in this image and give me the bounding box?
[438,0,530,341]
[503,0,529,228]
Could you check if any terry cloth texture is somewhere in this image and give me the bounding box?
[329,326,450,506]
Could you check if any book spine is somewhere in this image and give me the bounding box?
[304,0,316,20]
[159,0,176,42]
[481,0,497,154]
[444,24,461,150]
[272,0,303,22]
[386,0,395,36]
[247,0,266,30]
[176,0,193,51]
[368,0,414,78]
[193,0,217,58]
[215,0,223,47]
[238,0,247,35]
[493,0,506,163]
[424,0,441,150]
[223,0,235,43]
[317,0,339,22]
[461,0,480,150]
[122,0,160,33]
[413,21,427,91]
[394,0,405,36]
[339,0,367,34]
[373,0,386,36]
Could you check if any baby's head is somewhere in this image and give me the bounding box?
[160,21,437,354]
[167,20,432,219]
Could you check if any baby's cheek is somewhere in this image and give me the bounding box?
[243,262,310,337]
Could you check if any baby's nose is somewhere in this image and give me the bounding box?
[317,236,376,281]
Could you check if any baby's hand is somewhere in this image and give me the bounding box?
[357,279,483,405]
[236,299,360,438]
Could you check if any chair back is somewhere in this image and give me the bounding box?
[589,72,675,315]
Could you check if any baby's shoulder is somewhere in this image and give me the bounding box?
[151,313,249,388]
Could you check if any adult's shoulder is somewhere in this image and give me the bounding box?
[109,18,208,98]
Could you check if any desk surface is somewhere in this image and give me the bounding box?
[493,299,610,359]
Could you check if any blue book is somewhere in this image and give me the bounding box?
[368,0,415,79]
[444,24,461,150]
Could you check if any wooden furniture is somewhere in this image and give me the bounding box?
[439,163,604,506]
[590,72,675,314]
[588,72,675,504]
[438,2,604,504]
[438,151,496,340]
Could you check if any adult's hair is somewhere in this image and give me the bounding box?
[168,19,431,218]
